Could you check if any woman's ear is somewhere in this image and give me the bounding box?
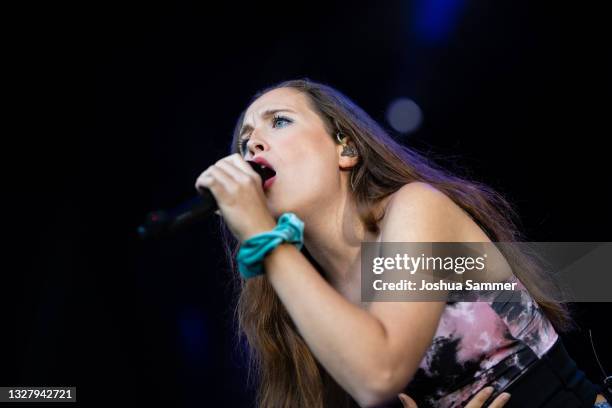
[336,134,359,170]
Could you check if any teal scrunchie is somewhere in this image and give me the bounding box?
[236,212,304,279]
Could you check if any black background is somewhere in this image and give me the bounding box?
[3,1,611,406]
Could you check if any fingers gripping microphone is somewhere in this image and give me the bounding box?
[137,160,276,239]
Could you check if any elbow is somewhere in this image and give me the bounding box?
[354,369,413,408]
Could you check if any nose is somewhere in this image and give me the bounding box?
[246,132,267,156]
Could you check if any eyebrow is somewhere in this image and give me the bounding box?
[239,109,296,137]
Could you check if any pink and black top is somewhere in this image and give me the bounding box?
[391,276,598,407]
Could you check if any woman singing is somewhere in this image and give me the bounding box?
[194,78,609,407]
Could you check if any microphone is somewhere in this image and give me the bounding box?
[137,160,276,239]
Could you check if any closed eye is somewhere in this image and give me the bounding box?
[238,115,293,155]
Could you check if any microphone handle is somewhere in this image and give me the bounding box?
[169,190,218,233]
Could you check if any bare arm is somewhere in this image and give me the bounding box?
[264,243,398,406]
[263,182,482,407]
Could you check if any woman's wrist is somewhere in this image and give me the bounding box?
[240,218,277,242]
[236,213,305,280]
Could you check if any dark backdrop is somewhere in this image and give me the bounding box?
[4,1,610,406]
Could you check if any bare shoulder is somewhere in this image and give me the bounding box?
[380,181,490,242]
[384,181,456,214]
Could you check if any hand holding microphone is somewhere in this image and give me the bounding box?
[137,153,277,240]
[194,153,276,242]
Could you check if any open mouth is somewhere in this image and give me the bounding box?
[258,164,277,181]
[247,160,277,187]
[259,164,276,190]
[263,175,277,190]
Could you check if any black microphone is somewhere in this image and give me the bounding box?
[137,160,276,239]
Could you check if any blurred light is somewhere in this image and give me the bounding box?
[413,0,466,45]
[386,98,423,134]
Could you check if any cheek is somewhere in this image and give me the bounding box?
[282,153,339,200]
[270,131,338,209]
[277,132,333,172]
[280,137,335,179]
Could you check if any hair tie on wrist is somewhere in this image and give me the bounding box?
[236,212,304,279]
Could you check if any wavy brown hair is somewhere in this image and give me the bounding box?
[217,78,573,408]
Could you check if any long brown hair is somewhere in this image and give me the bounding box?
[218,78,573,407]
